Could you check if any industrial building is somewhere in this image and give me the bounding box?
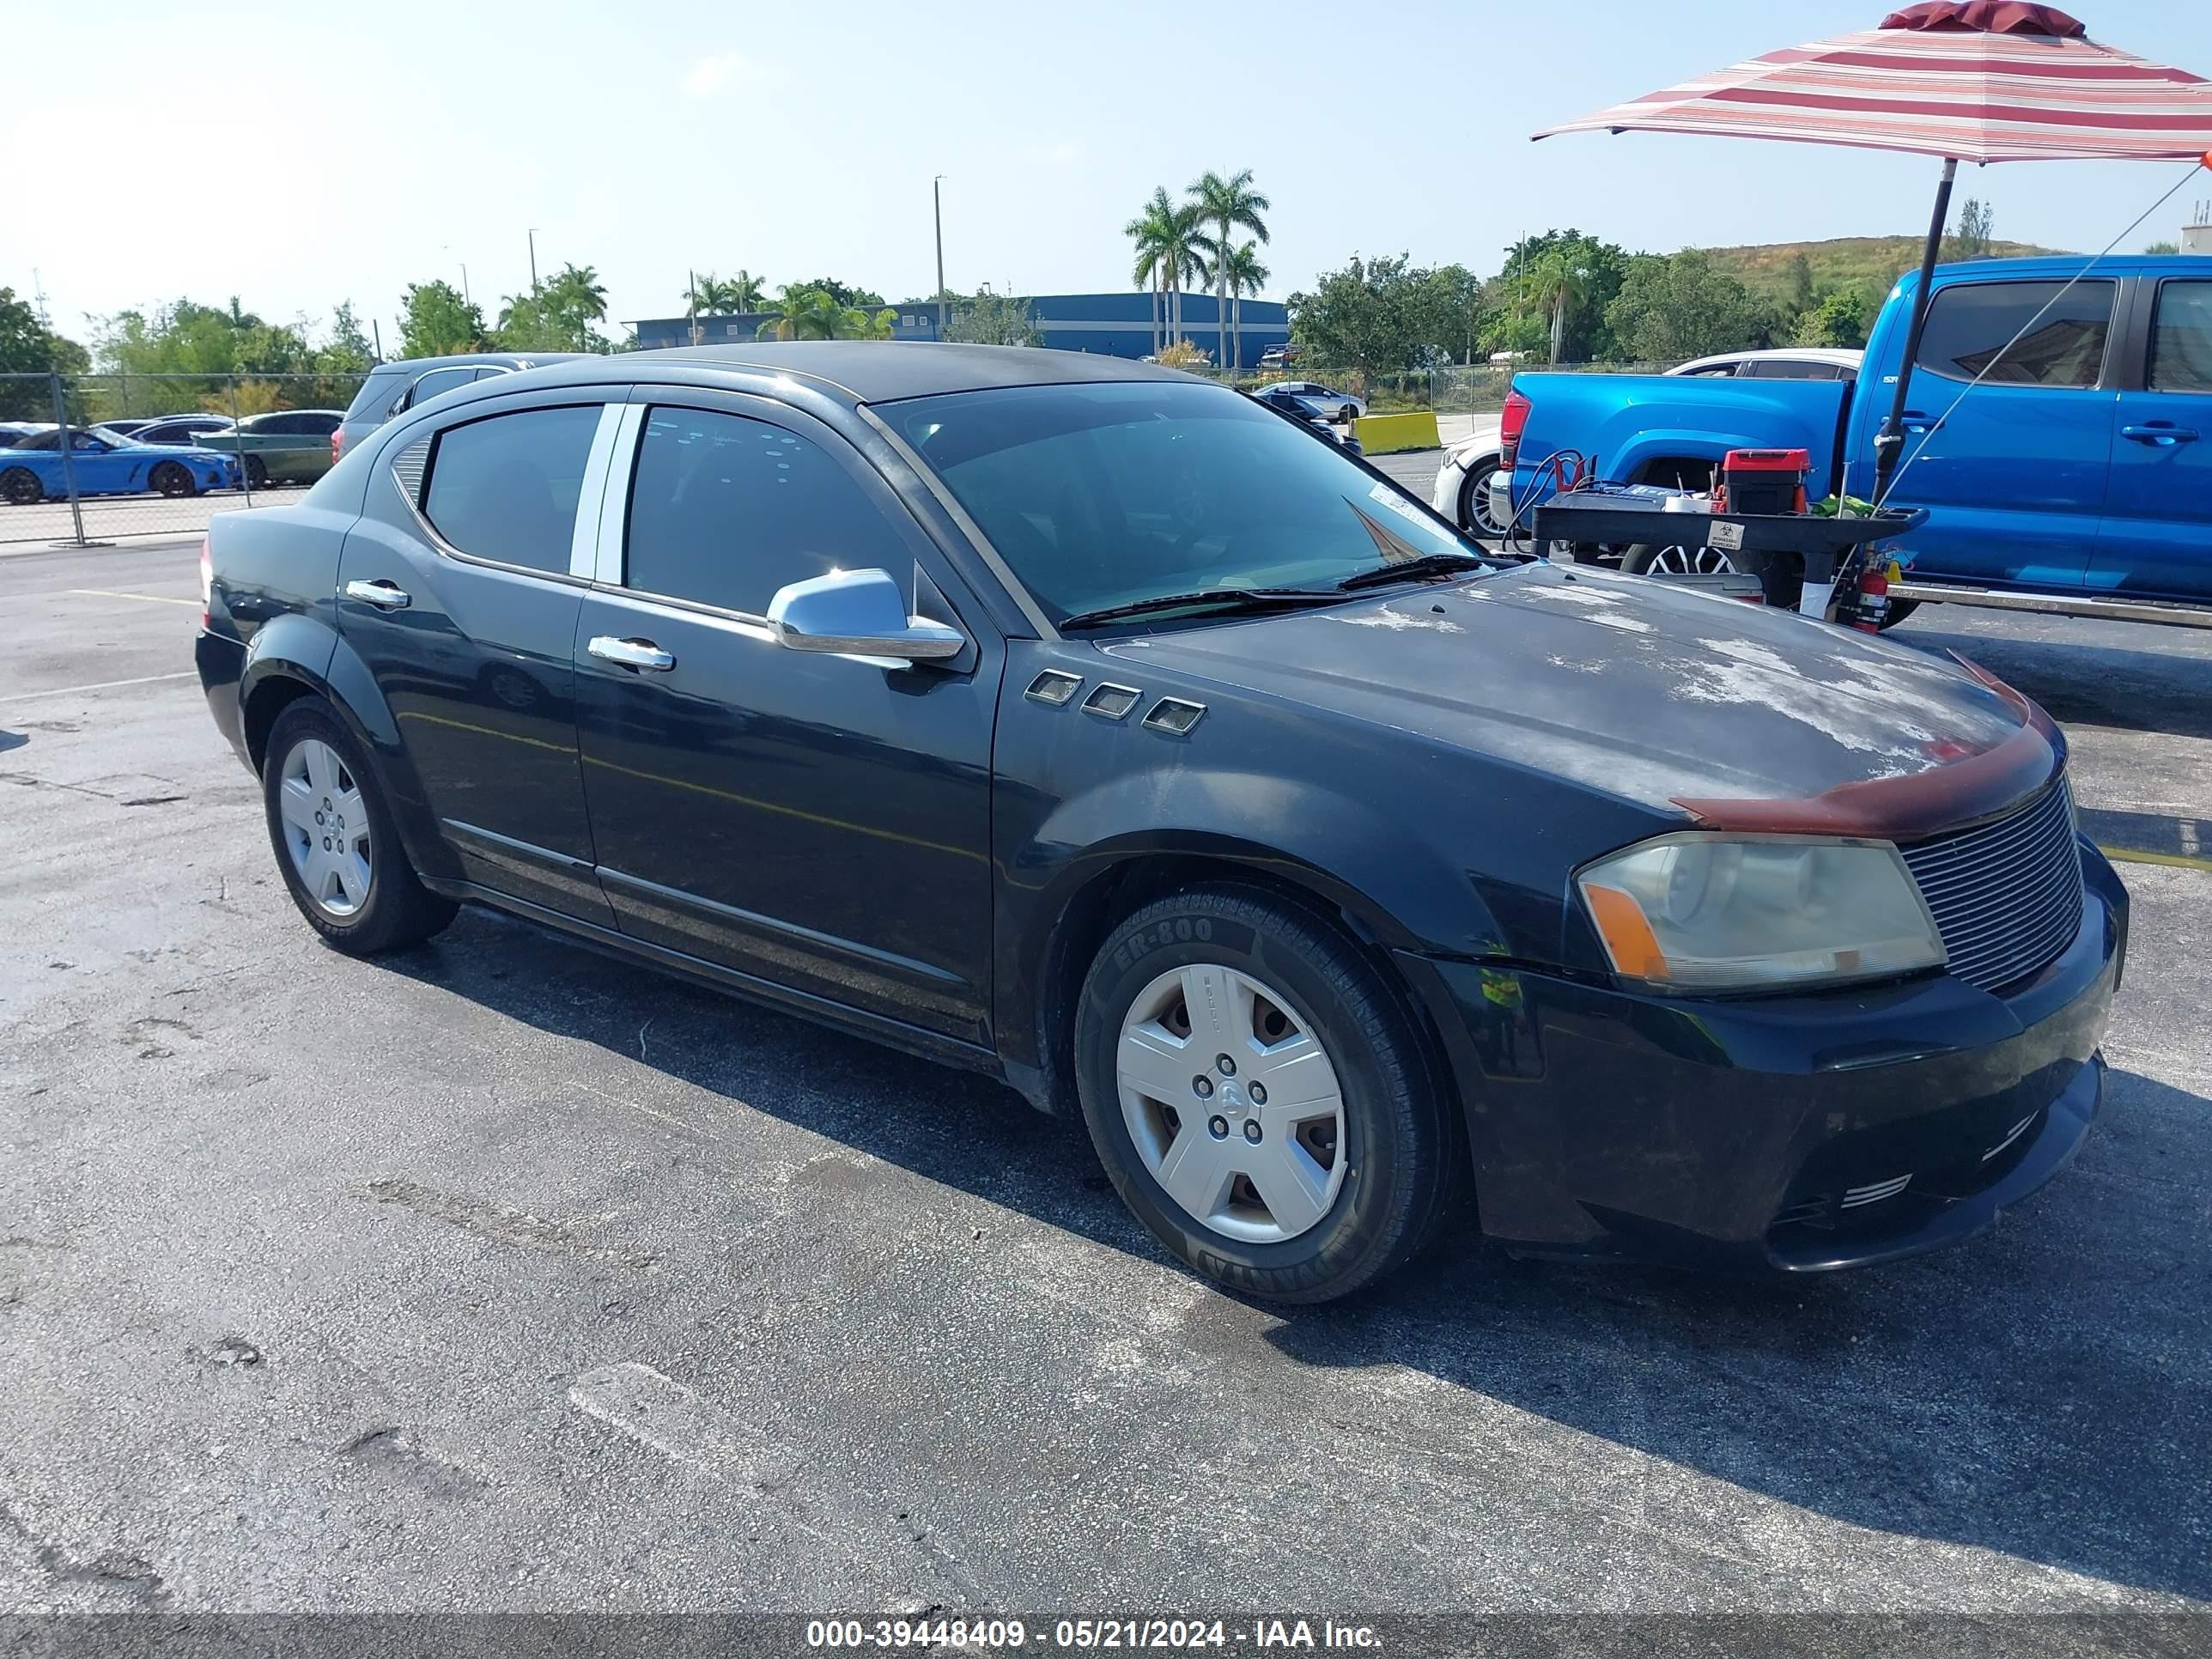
[625,291,1291,365]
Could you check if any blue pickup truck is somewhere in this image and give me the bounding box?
[1496,256,2212,625]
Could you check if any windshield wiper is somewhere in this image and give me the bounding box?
[1336,551,1490,592]
[1059,587,1346,631]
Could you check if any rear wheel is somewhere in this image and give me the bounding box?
[262,698,456,955]
[0,467,42,506]
[1074,888,1456,1304]
[1620,541,1735,578]
[243,454,269,490]
[149,460,198,499]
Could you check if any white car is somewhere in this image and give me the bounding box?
[1431,348,1863,539]
[1253,380,1366,422]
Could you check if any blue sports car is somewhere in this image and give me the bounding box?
[0,425,241,505]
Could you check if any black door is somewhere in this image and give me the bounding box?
[572,394,1000,1046]
[336,394,622,925]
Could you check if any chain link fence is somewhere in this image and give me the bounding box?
[0,372,369,546]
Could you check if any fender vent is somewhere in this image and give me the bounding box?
[390,438,430,506]
[1024,670,1083,707]
[1141,697,1206,736]
[1081,683,1141,722]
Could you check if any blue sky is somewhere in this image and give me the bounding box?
[6,0,2212,345]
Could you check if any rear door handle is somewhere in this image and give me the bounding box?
[2121,423,2198,444]
[343,579,410,610]
[587,635,676,672]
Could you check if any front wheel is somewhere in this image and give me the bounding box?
[263,697,456,955]
[149,460,198,499]
[1457,455,1505,539]
[1074,888,1456,1304]
[0,467,43,506]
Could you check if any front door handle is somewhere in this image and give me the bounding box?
[343,579,410,610]
[587,635,676,672]
[1899,409,1934,434]
[2122,423,2199,444]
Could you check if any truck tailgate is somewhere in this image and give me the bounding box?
[1511,373,1851,496]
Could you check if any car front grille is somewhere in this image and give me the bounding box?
[1899,776,2084,994]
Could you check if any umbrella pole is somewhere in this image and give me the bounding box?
[1873,157,1958,507]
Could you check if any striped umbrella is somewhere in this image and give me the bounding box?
[1534,0,2212,501]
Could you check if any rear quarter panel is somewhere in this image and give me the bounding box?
[1511,373,1849,495]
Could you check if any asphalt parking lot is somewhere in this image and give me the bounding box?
[3,534,2209,1638]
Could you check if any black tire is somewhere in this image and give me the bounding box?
[1073,887,1456,1304]
[149,460,198,499]
[1457,454,1504,539]
[1622,542,1807,611]
[0,467,42,507]
[262,697,456,956]
[244,454,269,490]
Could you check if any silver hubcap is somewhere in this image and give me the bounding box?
[1116,963,1348,1244]
[1468,464,1504,538]
[277,738,371,918]
[1647,544,1737,576]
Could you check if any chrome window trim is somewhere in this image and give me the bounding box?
[569,404,629,581]
[583,584,777,645]
[592,403,647,586]
[854,402,1058,640]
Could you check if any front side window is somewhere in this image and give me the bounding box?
[2149,281,2212,393]
[892,380,1482,626]
[421,404,602,573]
[622,407,910,615]
[1915,280,2113,387]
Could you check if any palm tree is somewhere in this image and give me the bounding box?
[1524,246,1591,365]
[1159,202,1206,350]
[1188,169,1270,373]
[1221,241,1269,374]
[690,276,739,314]
[728,269,768,313]
[757,286,843,341]
[845,306,898,341]
[544,264,608,349]
[1125,188,1180,356]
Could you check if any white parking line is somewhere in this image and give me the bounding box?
[0,670,197,706]
[68,587,198,607]
[568,1361,801,1487]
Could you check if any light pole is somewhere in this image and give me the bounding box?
[933,175,947,339]
[528,228,540,291]
[444,246,471,306]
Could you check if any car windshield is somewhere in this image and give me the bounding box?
[890,380,1485,626]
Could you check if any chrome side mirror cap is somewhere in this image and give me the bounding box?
[766,567,966,664]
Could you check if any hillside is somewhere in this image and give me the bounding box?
[1698,235,2067,304]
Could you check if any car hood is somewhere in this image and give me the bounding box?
[1106,562,2056,836]
[1446,415,1504,463]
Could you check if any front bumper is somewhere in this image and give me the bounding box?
[1397,846,2125,1273]
[1431,452,1468,518]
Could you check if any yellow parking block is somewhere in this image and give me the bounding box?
[1352,410,1441,455]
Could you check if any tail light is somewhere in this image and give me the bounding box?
[331,428,344,465]
[198,535,213,629]
[1498,387,1532,471]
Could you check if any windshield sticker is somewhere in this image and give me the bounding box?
[1366,482,1437,533]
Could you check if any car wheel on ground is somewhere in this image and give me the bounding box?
[1073,887,1455,1304]
[1620,542,1737,579]
[0,466,42,506]
[244,455,269,490]
[149,460,199,499]
[262,698,457,956]
[1457,455,1504,539]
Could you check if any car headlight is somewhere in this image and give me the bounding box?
[1577,833,1945,993]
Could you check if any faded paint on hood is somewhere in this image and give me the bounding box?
[1108,562,2053,836]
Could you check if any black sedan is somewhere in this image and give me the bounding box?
[193,344,2124,1304]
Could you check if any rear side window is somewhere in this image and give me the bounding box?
[2149,281,2212,393]
[1915,280,2113,387]
[402,366,480,412]
[1742,358,1840,380]
[422,405,602,574]
[621,408,909,615]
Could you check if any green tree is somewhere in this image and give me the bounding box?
[1951,196,1996,260]
[1790,287,1872,349]
[793,277,885,308]
[944,285,1041,346]
[319,301,374,372]
[1125,186,1206,352]
[2146,239,2181,255]
[1188,168,1270,371]
[0,289,88,418]
[495,264,609,353]
[1604,251,1774,362]
[398,281,487,358]
[1497,231,1629,361]
[1289,252,1467,373]
[1221,242,1269,372]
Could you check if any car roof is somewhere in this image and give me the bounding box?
[1671,347,1864,373]
[370,351,588,374]
[514,343,1198,405]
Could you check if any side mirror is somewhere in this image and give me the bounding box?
[766,567,966,664]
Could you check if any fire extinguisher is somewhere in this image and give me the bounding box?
[1851,556,1900,633]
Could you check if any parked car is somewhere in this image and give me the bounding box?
[197,343,2121,1304]
[98,417,155,436]
[1257,344,1302,372]
[1254,380,1364,421]
[0,425,240,503]
[333,352,586,466]
[1249,386,1364,455]
[1434,349,1864,540]
[193,409,345,488]
[128,414,237,447]
[1493,257,2212,620]
[0,422,46,449]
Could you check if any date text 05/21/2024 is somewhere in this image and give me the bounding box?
[804,1618,1382,1650]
